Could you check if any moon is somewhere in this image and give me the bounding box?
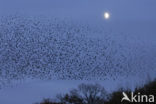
[104,12,110,19]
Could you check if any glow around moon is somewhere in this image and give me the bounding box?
[104,12,110,19]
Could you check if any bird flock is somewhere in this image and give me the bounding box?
[0,15,155,88]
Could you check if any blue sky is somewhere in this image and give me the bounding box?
[0,0,156,22]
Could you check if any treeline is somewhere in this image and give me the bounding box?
[35,79,156,104]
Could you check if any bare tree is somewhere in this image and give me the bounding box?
[58,83,108,104]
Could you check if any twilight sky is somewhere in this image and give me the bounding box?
[0,0,156,22]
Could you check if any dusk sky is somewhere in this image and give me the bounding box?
[0,1,156,104]
[0,0,156,22]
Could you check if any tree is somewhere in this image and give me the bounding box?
[58,83,108,104]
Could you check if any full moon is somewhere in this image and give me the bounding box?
[104,12,110,19]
